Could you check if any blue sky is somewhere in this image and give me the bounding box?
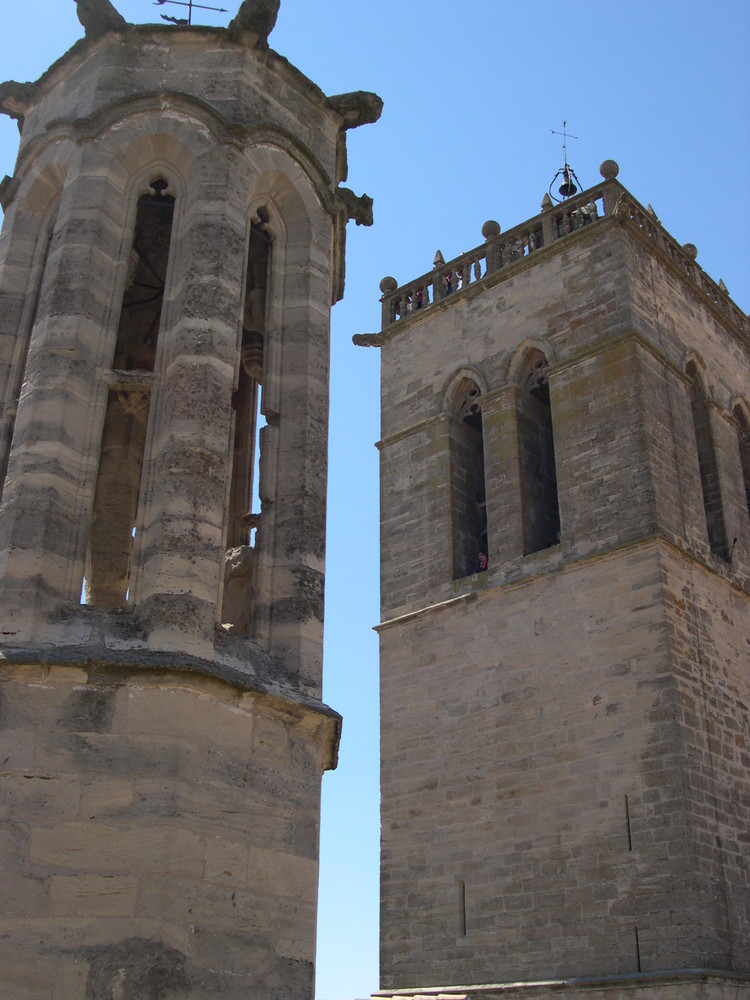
[1,3,748,999]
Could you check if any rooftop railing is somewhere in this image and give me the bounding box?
[377,162,748,338]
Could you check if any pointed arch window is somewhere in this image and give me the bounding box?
[84,178,175,607]
[686,361,728,561]
[450,378,487,579]
[222,214,271,634]
[733,402,750,522]
[517,353,560,555]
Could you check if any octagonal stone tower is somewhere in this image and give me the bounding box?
[0,2,380,995]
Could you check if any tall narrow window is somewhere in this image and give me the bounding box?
[222,217,271,633]
[687,362,728,561]
[84,179,175,607]
[733,403,750,522]
[450,379,486,579]
[517,354,560,555]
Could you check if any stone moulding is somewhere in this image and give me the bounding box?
[0,651,342,770]
[372,968,750,998]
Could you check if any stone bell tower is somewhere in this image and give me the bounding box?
[359,163,750,999]
[0,1,380,995]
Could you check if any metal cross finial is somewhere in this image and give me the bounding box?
[548,120,583,204]
[551,120,579,169]
[153,0,228,25]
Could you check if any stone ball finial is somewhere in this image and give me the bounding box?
[600,159,620,180]
[380,276,398,294]
[482,220,501,239]
[682,243,698,261]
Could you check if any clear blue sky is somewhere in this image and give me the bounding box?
[1,3,748,999]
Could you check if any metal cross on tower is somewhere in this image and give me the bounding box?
[548,119,583,203]
[153,0,228,25]
[551,119,578,170]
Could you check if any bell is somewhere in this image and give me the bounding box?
[558,166,577,199]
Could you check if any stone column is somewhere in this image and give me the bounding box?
[253,220,333,693]
[135,155,245,658]
[0,194,57,491]
[0,150,127,639]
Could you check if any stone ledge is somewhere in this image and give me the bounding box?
[372,968,750,999]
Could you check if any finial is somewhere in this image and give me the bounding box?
[599,159,619,180]
[540,193,553,212]
[380,276,398,294]
[682,243,698,261]
[433,250,445,267]
[482,220,501,239]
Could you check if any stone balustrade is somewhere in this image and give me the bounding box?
[379,164,748,337]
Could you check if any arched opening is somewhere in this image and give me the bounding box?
[686,361,728,561]
[733,402,750,522]
[517,353,560,555]
[450,378,487,579]
[84,178,175,607]
[222,213,271,633]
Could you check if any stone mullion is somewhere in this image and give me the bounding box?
[0,163,129,634]
[260,230,332,692]
[136,171,243,657]
[481,386,523,570]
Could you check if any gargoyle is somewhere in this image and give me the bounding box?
[328,92,384,131]
[227,0,280,47]
[76,0,127,38]
[0,80,37,128]
[337,187,374,228]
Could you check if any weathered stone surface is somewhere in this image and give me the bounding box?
[75,0,127,38]
[0,5,377,995]
[227,0,280,47]
[0,665,330,996]
[373,186,749,992]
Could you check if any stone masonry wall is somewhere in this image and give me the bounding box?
[379,540,749,990]
[377,212,749,992]
[0,662,335,999]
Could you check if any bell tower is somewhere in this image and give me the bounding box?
[0,1,380,995]
[361,163,750,999]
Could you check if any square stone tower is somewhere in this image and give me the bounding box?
[359,162,750,1000]
[0,2,379,995]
